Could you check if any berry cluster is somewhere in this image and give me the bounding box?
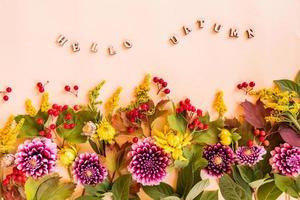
[126,103,150,133]
[0,87,12,102]
[254,129,269,146]
[2,167,26,186]
[176,98,208,131]
[153,77,170,95]
[36,81,49,93]
[64,84,79,97]
[237,81,255,94]
[48,103,69,117]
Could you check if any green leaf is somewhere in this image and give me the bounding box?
[142,182,175,200]
[274,79,300,96]
[185,179,209,200]
[39,182,75,200]
[219,174,248,200]
[16,111,48,138]
[199,190,218,200]
[232,166,252,199]
[176,163,194,197]
[88,139,100,154]
[36,176,60,199]
[231,132,241,142]
[296,176,300,190]
[112,174,132,200]
[161,196,181,200]
[295,71,300,85]
[193,118,223,145]
[25,174,56,200]
[257,181,282,200]
[237,166,255,183]
[274,174,299,198]
[167,114,186,133]
[84,180,110,197]
[76,196,100,200]
[248,175,272,189]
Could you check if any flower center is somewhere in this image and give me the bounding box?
[29,158,37,167]
[243,149,253,156]
[213,156,223,165]
[85,169,93,177]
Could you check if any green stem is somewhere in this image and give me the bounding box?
[286,113,300,133]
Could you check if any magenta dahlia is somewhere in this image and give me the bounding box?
[269,143,300,177]
[203,143,234,177]
[236,145,266,166]
[72,153,108,185]
[128,138,171,186]
[15,138,57,178]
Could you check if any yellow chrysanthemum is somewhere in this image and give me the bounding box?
[213,91,227,117]
[59,145,77,166]
[153,126,192,161]
[135,74,151,104]
[218,129,232,145]
[25,99,37,117]
[40,92,50,112]
[0,116,25,153]
[105,87,122,117]
[95,118,116,143]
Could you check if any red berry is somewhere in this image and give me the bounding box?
[237,84,243,89]
[190,106,196,112]
[198,123,204,130]
[242,82,248,88]
[164,88,170,94]
[127,127,135,133]
[203,124,209,130]
[162,82,168,87]
[64,123,70,129]
[37,82,43,87]
[45,133,52,139]
[260,130,266,136]
[73,105,80,111]
[263,140,270,146]
[65,113,72,120]
[52,104,58,109]
[73,85,79,91]
[39,87,45,93]
[6,87,12,93]
[62,105,68,111]
[39,130,45,136]
[48,109,54,115]
[37,118,44,125]
[254,129,260,136]
[188,124,195,130]
[259,136,265,142]
[185,98,190,104]
[3,95,9,101]
[69,123,75,129]
[140,103,149,111]
[247,140,254,147]
[49,124,56,130]
[153,77,159,83]
[196,109,202,116]
[53,110,59,117]
[64,85,71,92]
[249,81,255,87]
[45,128,51,134]
[193,118,200,125]
[2,178,9,186]
[158,78,164,84]
[132,137,139,143]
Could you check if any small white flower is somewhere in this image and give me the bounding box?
[1,154,15,167]
[82,121,97,136]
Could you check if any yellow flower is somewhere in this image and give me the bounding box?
[153,126,192,161]
[25,99,37,117]
[213,91,227,117]
[0,116,25,153]
[105,87,122,117]
[218,129,232,145]
[59,145,77,166]
[135,74,151,104]
[40,92,50,112]
[96,118,116,143]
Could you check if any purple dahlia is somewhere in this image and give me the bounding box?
[203,143,234,177]
[269,143,300,177]
[72,153,108,185]
[128,138,171,186]
[15,138,57,178]
[236,145,266,166]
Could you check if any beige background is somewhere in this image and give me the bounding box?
[0,0,299,199]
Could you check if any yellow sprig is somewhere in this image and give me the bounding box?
[25,99,37,117]
[105,87,122,117]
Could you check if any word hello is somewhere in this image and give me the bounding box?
[169,19,255,45]
[56,34,133,56]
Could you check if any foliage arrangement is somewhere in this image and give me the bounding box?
[0,72,300,200]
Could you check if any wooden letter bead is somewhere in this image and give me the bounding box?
[56,34,68,46]
[183,26,192,35]
[197,19,205,28]
[246,28,255,39]
[71,42,80,52]
[90,42,98,53]
[123,40,133,49]
[108,46,117,55]
[229,28,239,38]
[169,34,179,45]
[213,23,222,33]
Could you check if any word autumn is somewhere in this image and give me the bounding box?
[56,34,133,56]
[169,19,255,45]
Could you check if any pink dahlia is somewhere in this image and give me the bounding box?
[128,138,171,186]
[15,138,57,178]
[269,143,300,177]
[72,153,108,185]
[203,143,235,177]
[236,145,266,166]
